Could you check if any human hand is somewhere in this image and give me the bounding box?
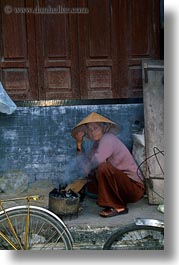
[74,126,85,151]
[75,130,85,143]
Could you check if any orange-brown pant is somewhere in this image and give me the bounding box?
[87,161,144,209]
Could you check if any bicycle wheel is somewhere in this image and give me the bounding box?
[0,205,73,250]
[103,223,164,250]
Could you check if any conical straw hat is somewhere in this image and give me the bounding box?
[71,112,120,139]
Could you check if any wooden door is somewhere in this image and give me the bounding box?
[77,0,120,99]
[126,0,160,98]
[75,0,160,99]
[0,0,160,101]
[0,0,38,100]
[36,0,80,100]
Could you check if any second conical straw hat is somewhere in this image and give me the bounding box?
[71,112,120,138]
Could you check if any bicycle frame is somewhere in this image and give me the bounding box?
[0,195,41,250]
[0,195,73,250]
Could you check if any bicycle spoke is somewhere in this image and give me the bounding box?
[38,230,62,250]
[103,224,164,250]
[0,213,24,249]
[0,206,73,250]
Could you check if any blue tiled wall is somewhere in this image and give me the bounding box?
[0,103,144,185]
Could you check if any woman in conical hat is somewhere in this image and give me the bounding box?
[71,112,145,218]
[71,112,120,139]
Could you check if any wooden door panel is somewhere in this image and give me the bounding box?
[44,14,69,59]
[88,0,111,58]
[44,68,72,99]
[2,69,29,94]
[128,0,160,97]
[37,0,80,100]
[2,9,26,59]
[78,0,119,99]
[87,67,112,98]
[0,0,38,100]
[130,0,151,56]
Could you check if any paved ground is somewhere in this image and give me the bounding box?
[0,190,164,250]
[62,195,164,249]
[65,195,164,226]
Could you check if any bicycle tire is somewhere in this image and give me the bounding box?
[103,223,164,250]
[0,205,73,250]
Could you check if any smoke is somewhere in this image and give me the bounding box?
[61,154,98,185]
[61,154,90,185]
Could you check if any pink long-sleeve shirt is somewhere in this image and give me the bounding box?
[89,133,144,184]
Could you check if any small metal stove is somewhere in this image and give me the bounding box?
[48,185,80,219]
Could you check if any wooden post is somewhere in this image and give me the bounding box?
[142,59,164,204]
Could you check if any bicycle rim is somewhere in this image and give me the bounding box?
[103,224,164,250]
[0,206,73,250]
